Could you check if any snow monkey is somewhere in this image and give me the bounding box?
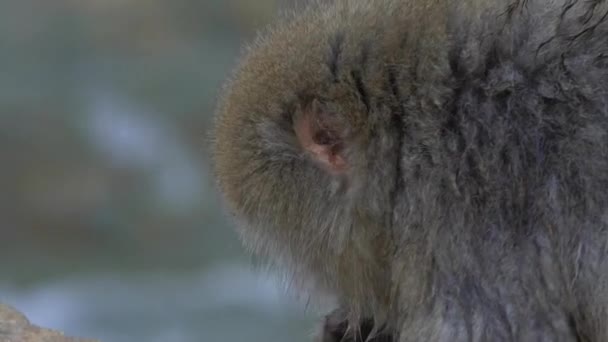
[213,0,608,340]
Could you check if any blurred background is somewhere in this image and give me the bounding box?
[0,0,317,341]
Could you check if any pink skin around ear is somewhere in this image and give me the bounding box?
[294,111,347,175]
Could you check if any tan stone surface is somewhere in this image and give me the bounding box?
[0,304,98,342]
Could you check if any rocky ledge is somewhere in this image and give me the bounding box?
[0,304,97,342]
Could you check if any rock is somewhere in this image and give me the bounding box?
[0,304,97,342]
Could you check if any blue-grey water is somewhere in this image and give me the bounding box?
[2,264,316,342]
[0,1,320,341]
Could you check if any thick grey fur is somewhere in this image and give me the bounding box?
[213,0,608,341]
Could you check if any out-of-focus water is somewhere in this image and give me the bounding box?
[0,1,320,341]
[2,265,315,342]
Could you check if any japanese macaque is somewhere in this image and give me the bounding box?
[213,0,608,340]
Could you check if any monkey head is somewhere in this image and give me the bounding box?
[213,3,408,319]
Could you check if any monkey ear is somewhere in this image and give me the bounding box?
[293,99,348,175]
[294,99,348,175]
